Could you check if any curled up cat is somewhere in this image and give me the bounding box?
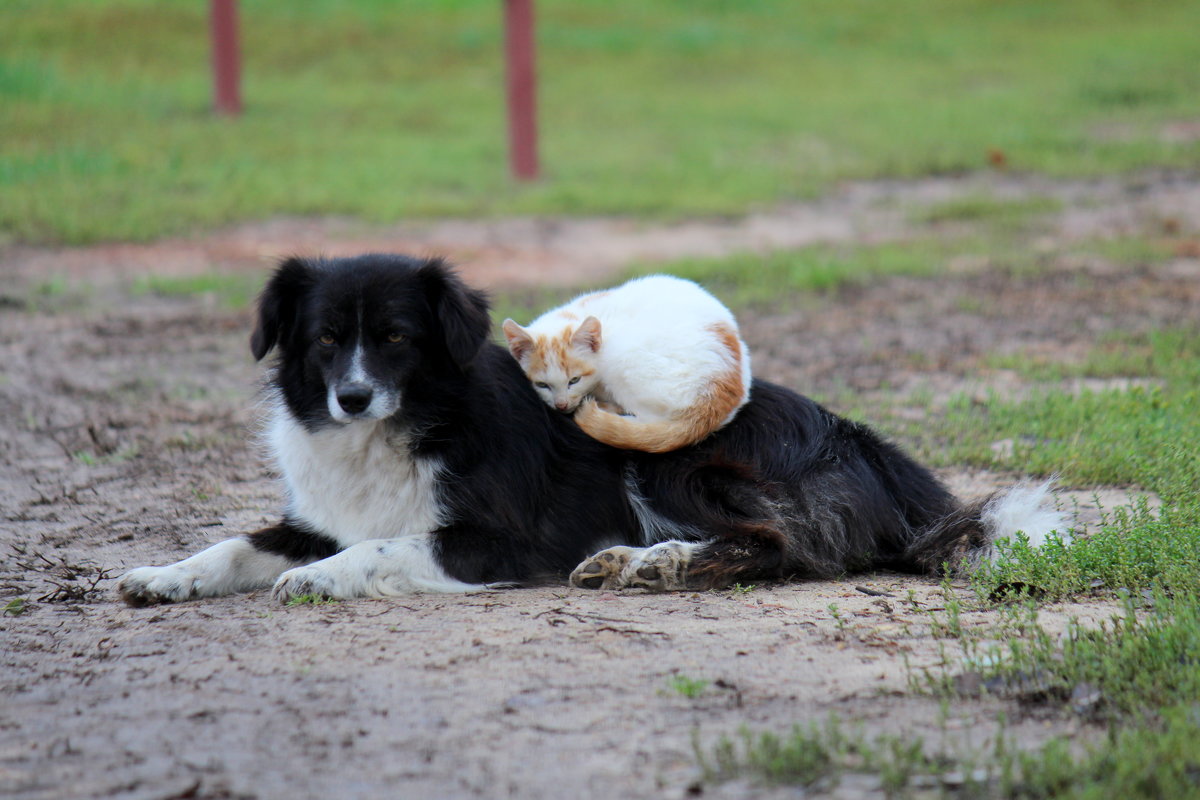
[501,275,752,453]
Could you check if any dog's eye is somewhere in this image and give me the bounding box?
[317,334,336,346]
[386,332,407,344]
[568,377,581,386]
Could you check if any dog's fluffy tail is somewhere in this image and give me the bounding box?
[905,479,1069,573]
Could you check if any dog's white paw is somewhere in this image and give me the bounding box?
[117,565,199,607]
[271,565,338,604]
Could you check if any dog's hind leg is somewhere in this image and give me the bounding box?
[570,542,697,591]
[571,530,786,592]
[117,522,337,606]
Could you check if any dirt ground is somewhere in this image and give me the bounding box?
[1,173,1196,799]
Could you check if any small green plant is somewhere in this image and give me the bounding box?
[285,594,337,607]
[3,598,28,616]
[728,582,756,595]
[667,675,709,699]
[827,602,849,636]
[72,446,140,467]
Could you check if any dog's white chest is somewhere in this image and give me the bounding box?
[265,403,445,546]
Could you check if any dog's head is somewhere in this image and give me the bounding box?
[251,254,491,426]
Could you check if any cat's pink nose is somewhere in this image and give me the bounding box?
[555,400,570,411]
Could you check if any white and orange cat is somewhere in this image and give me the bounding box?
[501,275,751,453]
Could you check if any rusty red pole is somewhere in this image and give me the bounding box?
[504,0,539,181]
[210,0,242,116]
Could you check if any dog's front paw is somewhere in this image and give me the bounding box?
[117,566,197,607]
[271,566,334,604]
[570,546,637,589]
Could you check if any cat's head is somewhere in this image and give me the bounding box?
[502,316,603,412]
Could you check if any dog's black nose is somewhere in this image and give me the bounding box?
[337,384,373,415]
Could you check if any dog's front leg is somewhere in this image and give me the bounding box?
[118,525,311,606]
[270,534,482,602]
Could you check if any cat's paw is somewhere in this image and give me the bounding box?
[570,546,637,589]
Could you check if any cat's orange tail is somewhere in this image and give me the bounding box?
[574,340,748,453]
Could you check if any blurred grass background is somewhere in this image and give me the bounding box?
[3,0,1199,244]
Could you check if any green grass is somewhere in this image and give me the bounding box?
[626,239,952,307]
[131,272,264,309]
[911,194,1063,226]
[5,0,1200,243]
[699,708,1200,798]
[667,675,710,699]
[694,237,1200,797]
[285,593,338,607]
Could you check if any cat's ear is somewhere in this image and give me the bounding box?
[250,256,316,361]
[572,316,602,353]
[502,319,534,364]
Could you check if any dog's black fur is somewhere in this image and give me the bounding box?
[243,253,991,589]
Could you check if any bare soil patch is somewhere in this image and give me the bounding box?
[1,174,1195,799]
[4,171,1199,290]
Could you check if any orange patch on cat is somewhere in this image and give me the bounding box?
[576,290,611,307]
[703,322,748,422]
[574,323,748,453]
[526,327,577,374]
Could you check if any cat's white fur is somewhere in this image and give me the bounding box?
[503,275,752,453]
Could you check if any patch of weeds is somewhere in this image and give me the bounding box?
[912,194,1062,229]
[1078,236,1177,265]
[700,706,1200,799]
[18,275,93,312]
[696,718,965,794]
[131,273,262,310]
[985,327,1200,383]
[285,594,338,607]
[189,484,222,503]
[72,445,139,467]
[667,675,709,698]
[3,598,29,616]
[728,582,757,595]
[632,239,952,308]
[165,430,222,453]
[927,325,1199,499]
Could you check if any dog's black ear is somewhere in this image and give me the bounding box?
[417,258,491,368]
[251,257,316,361]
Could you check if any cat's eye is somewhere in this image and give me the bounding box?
[386,332,407,344]
[317,333,336,346]
[535,382,550,390]
[568,377,581,386]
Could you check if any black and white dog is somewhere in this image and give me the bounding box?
[117,254,1062,605]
